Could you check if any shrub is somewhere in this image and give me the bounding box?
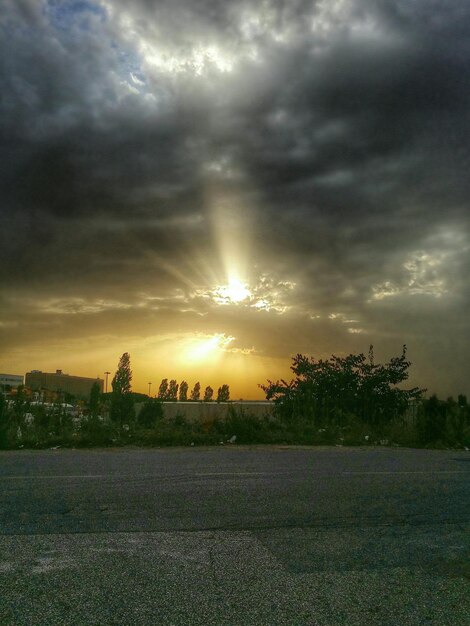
[137,399,164,428]
[80,417,116,446]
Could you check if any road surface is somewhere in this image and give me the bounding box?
[1,446,469,625]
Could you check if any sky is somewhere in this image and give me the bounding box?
[1,0,470,399]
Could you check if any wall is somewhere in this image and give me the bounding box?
[136,401,273,422]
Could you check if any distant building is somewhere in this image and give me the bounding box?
[25,370,104,400]
[0,373,24,389]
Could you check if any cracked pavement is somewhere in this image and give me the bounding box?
[1,446,469,625]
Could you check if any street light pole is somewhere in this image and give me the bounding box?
[148,382,152,397]
[104,371,110,394]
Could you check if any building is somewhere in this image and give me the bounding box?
[25,370,104,400]
[0,373,24,389]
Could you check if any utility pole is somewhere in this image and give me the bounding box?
[104,371,111,394]
[148,382,152,397]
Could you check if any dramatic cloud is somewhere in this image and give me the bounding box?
[1,0,469,397]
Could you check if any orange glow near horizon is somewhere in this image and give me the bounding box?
[135,344,288,400]
[3,333,289,400]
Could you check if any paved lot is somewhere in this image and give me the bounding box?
[1,446,469,625]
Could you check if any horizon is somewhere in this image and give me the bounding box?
[1,1,469,400]
[4,343,466,401]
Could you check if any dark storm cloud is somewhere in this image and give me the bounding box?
[1,0,470,395]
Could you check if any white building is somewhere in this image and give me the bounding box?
[0,373,24,389]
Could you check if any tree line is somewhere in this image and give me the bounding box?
[155,378,230,403]
[108,352,230,426]
[110,352,229,402]
[1,346,469,449]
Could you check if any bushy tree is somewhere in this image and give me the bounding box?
[168,380,179,401]
[203,386,214,402]
[179,381,189,402]
[217,384,230,402]
[190,382,201,401]
[158,379,169,400]
[260,346,424,427]
[110,352,135,425]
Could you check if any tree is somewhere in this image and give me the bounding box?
[137,399,163,428]
[0,394,10,449]
[110,352,135,425]
[112,353,132,395]
[89,381,101,419]
[417,394,447,443]
[13,385,27,419]
[168,379,179,401]
[458,394,468,408]
[445,396,466,445]
[260,346,424,427]
[158,379,169,400]
[217,384,230,402]
[190,382,201,401]
[179,381,189,402]
[203,386,214,402]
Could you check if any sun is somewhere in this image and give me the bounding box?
[214,278,251,305]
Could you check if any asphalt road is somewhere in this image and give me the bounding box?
[1,446,469,625]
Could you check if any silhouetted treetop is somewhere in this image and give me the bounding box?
[217,384,230,402]
[203,386,214,402]
[111,352,132,395]
[190,382,201,401]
